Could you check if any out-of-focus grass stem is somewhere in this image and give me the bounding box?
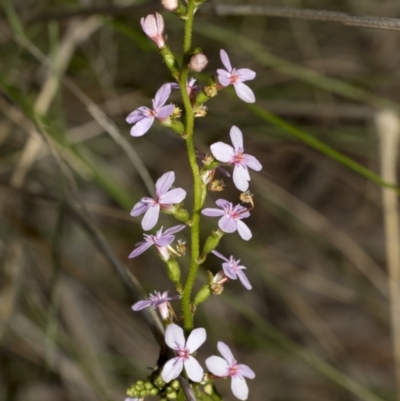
[376,110,400,400]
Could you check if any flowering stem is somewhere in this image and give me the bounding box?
[180,0,203,331]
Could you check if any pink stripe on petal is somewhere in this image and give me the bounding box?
[156,171,175,196]
[130,116,154,137]
[234,82,255,103]
[218,215,237,233]
[210,142,234,163]
[142,204,160,231]
[236,220,252,241]
[220,49,232,72]
[230,126,243,150]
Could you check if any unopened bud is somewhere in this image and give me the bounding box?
[189,53,208,72]
[194,284,211,306]
[162,0,178,11]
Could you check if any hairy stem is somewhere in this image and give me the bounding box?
[180,0,203,331]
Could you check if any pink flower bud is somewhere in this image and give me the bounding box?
[189,53,208,72]
[162,0,178,11]
[140,13,165,49]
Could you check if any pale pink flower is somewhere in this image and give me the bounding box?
[128,225,185,261]
[202,199,252,240]
[126,83,174,137]
[206,342,255,400]
[217,49,256,103]
[131,171,186,231]
[140,13,165,48]
[212,251,252,290]
[162,324,206,383]
[132,291,180,320]
[210,126,262,192]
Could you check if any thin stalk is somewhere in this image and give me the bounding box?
[180,0,203,331]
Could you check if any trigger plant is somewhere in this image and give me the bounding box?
[124,4,261,401]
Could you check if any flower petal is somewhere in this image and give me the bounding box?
[210,142,234,163]
[217,342,236,365]
[237,270,252,290]
[230,126,243,150]
[202,208,225,217]
[165,323,185,350]
[243,154,262,171]
[160,188,187,204]
[231,376,249,400]
[161,357,183,383]
[218,215,237,233]
[237,68,256,82]
[222,262,237,280]
[217,69,231,87]
[238,364,256,379]
[233,165,250,192]
[155,104,175,120]
[142,204,160,231]
[129,241,153,258]
[155,234,175,247]
[156,171,175,196]
[130,116,154,137]
[184,356,204,383]
[236,220,252,241]
[131,300,153,311]
[220,49,232,72]
[233,82,255,103]
[126,106,149,124]
[205,355,229,377]
[153,83,171,108]
[130,200,151,217]
[186,327,206,353]
[215,199,231,210]
[163,224,186,236]
[212,250,229,263]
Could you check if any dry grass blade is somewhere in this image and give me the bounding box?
[254,174,389,297]
[376,110,400,400]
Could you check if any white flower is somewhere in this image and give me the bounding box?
[206,342,255,400]
[162,324,206,383]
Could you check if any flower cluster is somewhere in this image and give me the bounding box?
[126,10,261,401]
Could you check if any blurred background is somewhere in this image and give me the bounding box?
[1,0,400,400]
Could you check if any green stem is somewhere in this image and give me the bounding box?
[180,0,203,331]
